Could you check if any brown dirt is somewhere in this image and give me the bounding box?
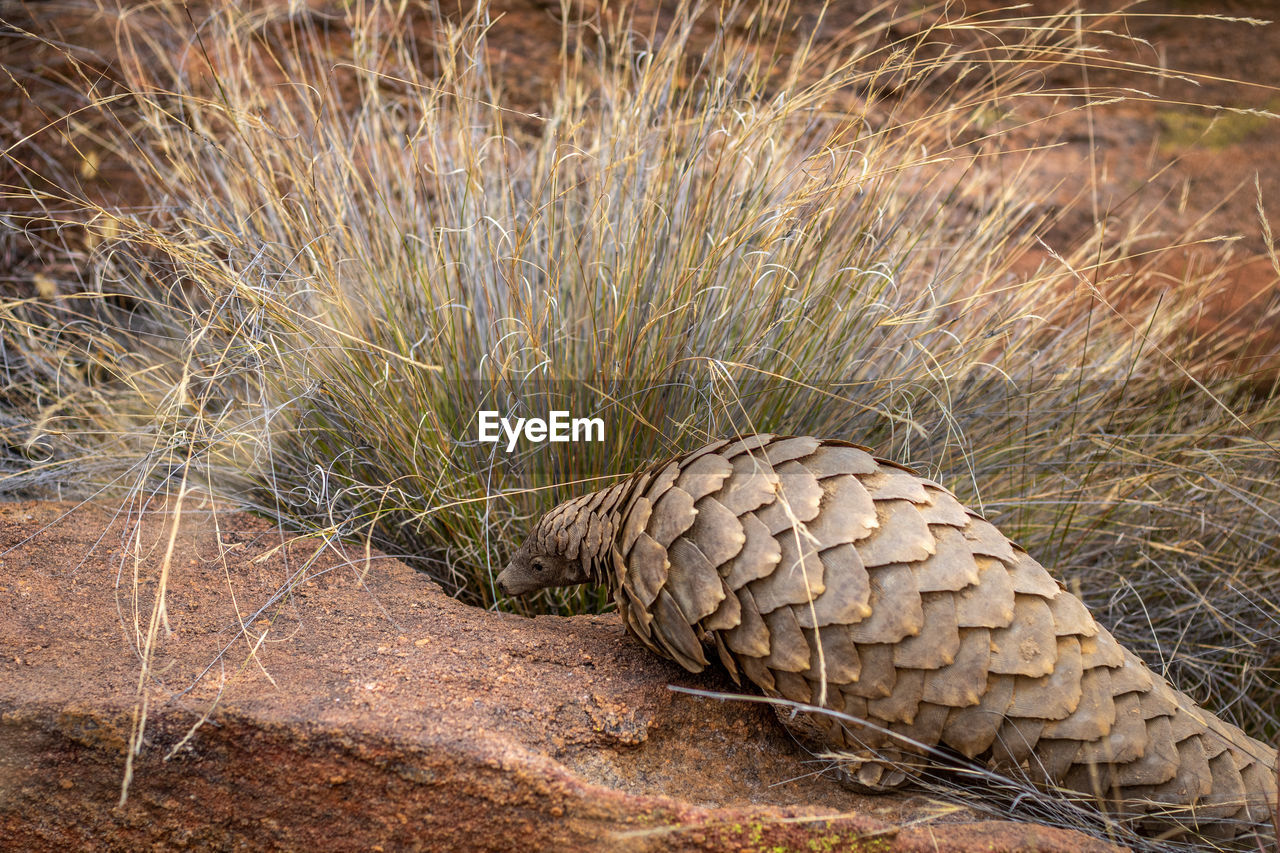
[0,499,1122,852]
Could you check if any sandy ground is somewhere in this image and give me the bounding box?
[0,500,1122,851]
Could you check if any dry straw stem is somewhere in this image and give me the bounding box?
[1,0,1278,829]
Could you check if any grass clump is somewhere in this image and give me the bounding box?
[1,0,1278,840]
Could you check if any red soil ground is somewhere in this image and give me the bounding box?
[0,501,1123,852]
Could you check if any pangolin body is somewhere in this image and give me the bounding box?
[496,434,1277,843]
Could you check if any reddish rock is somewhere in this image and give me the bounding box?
[0,501,1122,852]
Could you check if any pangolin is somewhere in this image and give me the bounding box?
[496,434,1278,843]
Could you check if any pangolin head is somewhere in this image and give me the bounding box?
[496,535,587,596]
[496,494,605,597]
[496,478,638,598]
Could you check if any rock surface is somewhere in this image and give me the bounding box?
[0,500,1121,852]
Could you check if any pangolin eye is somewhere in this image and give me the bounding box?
[531,558,546,572]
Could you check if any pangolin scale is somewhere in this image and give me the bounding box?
[496,434,1277,843]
